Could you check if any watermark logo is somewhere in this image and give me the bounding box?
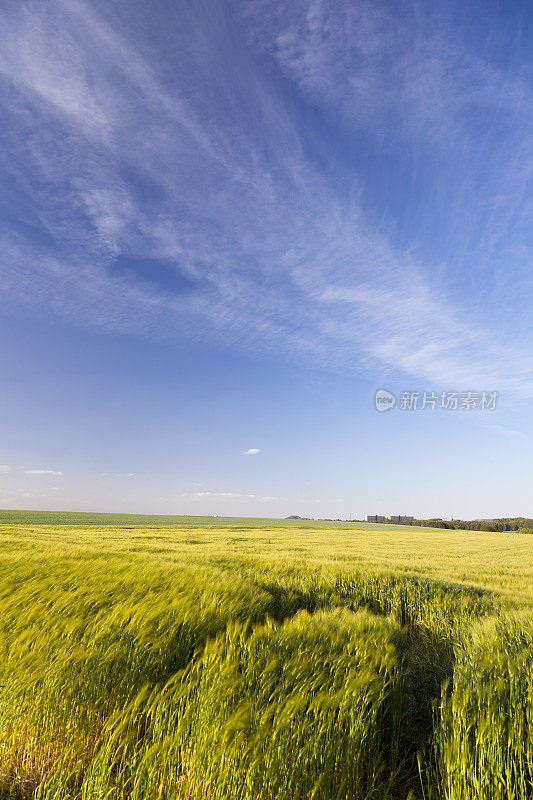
[374,389,498,412]
[375,389,396,412]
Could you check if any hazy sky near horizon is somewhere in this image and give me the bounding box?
[1,0,532,519]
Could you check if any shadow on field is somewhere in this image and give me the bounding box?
[204,557,505,796]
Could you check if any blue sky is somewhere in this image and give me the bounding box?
[0,0,532,519]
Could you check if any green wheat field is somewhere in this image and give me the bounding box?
[1,513,533,799]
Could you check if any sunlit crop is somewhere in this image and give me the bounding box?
[0,520,532,798]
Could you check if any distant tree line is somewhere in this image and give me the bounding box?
[392,518,533,533]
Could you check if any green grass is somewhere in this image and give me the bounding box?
[0,522,532,798]
[0,509,437,530]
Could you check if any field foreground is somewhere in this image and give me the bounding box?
[1,522,533,799]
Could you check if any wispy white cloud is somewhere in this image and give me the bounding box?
[180,491,281,501]
[0,486,60,501]
[25,469,63,476]
[243,448,261,455]
[0,0,531,398]
[0,465,11,473]
[484,423,525,440]
[247,0,530,159]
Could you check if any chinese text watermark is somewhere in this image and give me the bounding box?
[375,389,498,412]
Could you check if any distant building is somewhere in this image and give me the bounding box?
[365,515,388,523]
[365,515,414,523]
[388,515,414,523]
